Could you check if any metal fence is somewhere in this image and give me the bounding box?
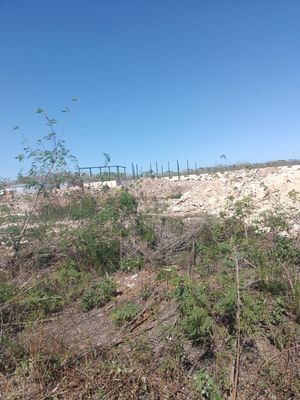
[129,159,201,180]
[79,160,201,183]
[79,165,126,182]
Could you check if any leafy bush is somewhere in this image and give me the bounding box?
[194,369,222,400]
[21,261,89,319]
[0,283,14,304]
[182,306,213,343]
[173,277,213,343]
[71,224,120,274]
[273,236,300,263]
[118,190,137,214]
[24,282,62,318]
[97,190,137,223]
[214,285,237,330]
[121,256,144,272]
[136,215,156,245]
[111,303,140,326]
[81,279,117,312]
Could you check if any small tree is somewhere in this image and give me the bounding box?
[12,102,78,255]
[102,152,111,167]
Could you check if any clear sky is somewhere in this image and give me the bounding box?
[1,0,300,178]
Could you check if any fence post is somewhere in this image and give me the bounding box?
[156,162,158,178]
[161,165,164,178]
[187,159,189,179]
[195,162,197,176]
[177,160,180,180]
[168,161,171,179]
[131,163,135,179]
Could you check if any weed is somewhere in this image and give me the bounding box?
[38,194,98,221]
[31,352,63,385]
[20,261,89,319]
[118,190,137,214]
[111,303,140,326]
[81,279,117,312]
[0,282,15,304]
[156,267,178,282]
[269,298,285,325]
[273,236,300,264]
[136,215,156,245]
[194,369,222,400]
[121,256,144,272]
[131,337,154,363]
[182,306,213,343]
[173,277,213,343]
[70,224,120,274]
[0,335,25,374]
[140,284,152,301]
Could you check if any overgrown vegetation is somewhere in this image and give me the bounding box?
[81,279,117,311]
[0,185,300,399]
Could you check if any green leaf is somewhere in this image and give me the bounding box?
[36,107,43,114]
[15,154,25,162]
[102,152,111,165]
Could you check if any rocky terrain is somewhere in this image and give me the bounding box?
[130,165,300,222]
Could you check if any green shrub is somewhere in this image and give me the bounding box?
[173,277,213,343]
[156,267,178,282]
[54,260,87,285]
[21,261,89,319]
[72,224,120,274]
[24,282,62,318]
[68,195,98,220]
[118,190,137,214]
[136,215,156,245]
[273,236,300,263]
[81,279,117,312]
[97,190,137,223]
[269,299,285,325]
[0,335,25,374]
[214,285,237,330]
[240,293,265,335]
[183,306,213,343]
[38,194,98,222]
[194,369,222,400]
[111,303,140,326]
[0,282,15,304]
[121,256,144,272]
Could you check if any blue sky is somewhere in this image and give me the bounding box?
[1,0,300,178]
